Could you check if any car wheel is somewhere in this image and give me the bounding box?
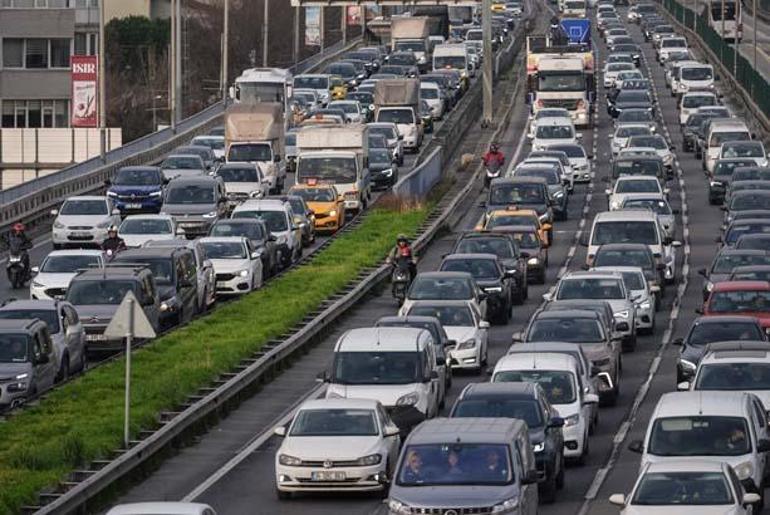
[539,466,558,503]
[556,453,566,489]
[577,432,590,465]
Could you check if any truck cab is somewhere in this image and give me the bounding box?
[229,67,292,115]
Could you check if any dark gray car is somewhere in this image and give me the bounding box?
[161,176,228,238]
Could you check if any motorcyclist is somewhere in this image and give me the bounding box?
[482,143,506,170]
[6,222,32,272]
[549,16,568,46]
[388,234,417,281]
[101,225,126,255]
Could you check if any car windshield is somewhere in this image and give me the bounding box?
[714,160,756,176]
[408,305,474,327]
[285,133,297,146]
[726,224,770,244]
[40,254,100,273]
[67,280,138,305]
[688,321,763,345]
[60,199,108,216]
[297,157,357,182]
[200,241,246,259]
[616,180,661,193]
[629,136,666,149]
[397,443,513,486]
[409,276,473,300]
[369,126,397,140]
[120,218,172,235]
[210,222,265,241]
[453,399,543,428]
[333,351,421,384]
[617,127,651,138]
[536,109,569,119]
[455,238,514,259]
[518,168,560,185]
[712,253,770,273]
[162,156,201,169]
[217,167,260,183]
[330,102,358,114]
[490,183,545,204]
[441,258,499,279]
[114,168,161,186]
[227,143,272,162]
[697,363,770,390]
[723,143,764,158]
[593,221,658,245]
[0,334,29,363]
[558,278,624,300]
[290,408,378,436]
[294,76,329,89]
[421,87,439,99]
[661,38,686,48]
[632,472,733,505]
[608,63,634,72]
[192,137,225,150]
[114,257,173,284]
[709,290,770,313]
[682,95,716,109]
[733,268,770,279]
[618,91,651,104]
[624,198,672,215]
[733,169,770,181]
[618,110,654,122]
[536,125,574,139]
[528,318,604,343]
[508,231,539,248]
[166,185,214,204]
[493,369,576,404]
[614,160,662,178]
[595,249,653,269]
[488,214,537,231]
[370,149,391,165]
[378,109,415,125]
[0,309,60,333]
[649,416,750,456]
[233,210,287,232]
[731,193,770,211]
[711,131,751,147]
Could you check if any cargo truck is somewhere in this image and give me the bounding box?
[295,125,372,213]
[374,79,423,152]
[391,16,431,70]
[229,68,293,115]
[224,103,286,194]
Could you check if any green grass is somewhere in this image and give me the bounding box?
[0,204,429,515]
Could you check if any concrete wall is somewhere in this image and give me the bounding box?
[1,127,122,167]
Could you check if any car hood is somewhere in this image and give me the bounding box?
[73,304,120,324]
[391,484,521,508]
[157,284,177,301]
[224,183,262,195]
[488,202,547,216]
[370,162,393,173]
[621,506,742,515]
[575,342,612,363]
[209,259,250,274]
[34,272,76,289]
[122,233,175,248]
[306,200,336,214]
[444,326,479,344]
[278,436,383,461]
[615,102,652,111]
[326,383,421,407]
[56,214,109,227]
[0,362,33,381]
[162,203,217,216]
[109,185,161,195]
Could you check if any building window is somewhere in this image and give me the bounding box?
[3,38,24,68]
[50,38,70,67]
[1,99,69,128]
[75,32,97,55]
[25,38,48,68]
[1,0,74,6]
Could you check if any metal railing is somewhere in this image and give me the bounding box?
[393,147,443,197]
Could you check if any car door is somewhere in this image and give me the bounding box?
[246,239,263,288]
[34,329,57,390]
[61,305,85,368]
[424,337,443,409]
[513,441,538,515]
[749,397,769,479]
[470,303,488,358]
[179,251,198,315]
[107,199,122,227]
[377,403,401,468]
[140,276,161,330]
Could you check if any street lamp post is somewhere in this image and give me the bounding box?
[223,0,229,101]
[263,0,269,66]
[482,0,493,126]
[98,0,106,160]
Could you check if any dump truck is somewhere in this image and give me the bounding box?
[374,79,423,152]
[295,125,371,212]
[224,102,286,193]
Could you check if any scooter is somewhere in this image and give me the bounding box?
[484,161,503,188]
[390,258,413,306]
[6,251,29,289]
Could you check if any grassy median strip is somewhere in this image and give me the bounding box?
[0,202,429,514]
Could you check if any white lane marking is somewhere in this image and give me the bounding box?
[182,383,327,502]
[577,18,695,514]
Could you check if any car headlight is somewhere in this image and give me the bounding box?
[538,213,550,222]
[614,310,630,319]
[553,191,564,199]
[396,392,419,406]
[564,414,581,427]
[160,297,178,312]
[679,359,697,371]
[735,461,754,481]
[388,499,412,515]
[491,497,520,514]
[706,281,714,292]
[381,168,393,176]
[107,191,118,198]
[610,200,622,210]
[278,454,303,466]
[53,220,65,229]
[202,211,218,218]
[485,286,503,293]
[355,454,382,466]
[638,300,651,310]
[238,269,250,277]
[7,381,28,392]
[527,257,539,265]
[31,281,44,289]
[149,190,163,197]
[15,373,29,380]
[96,219,112,228]
[533,442,545,453]
[458,339,477,350]
[328,210,337,217]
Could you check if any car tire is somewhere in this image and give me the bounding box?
[513,286,525,305]
[577,432,590,465]
[556,453,566,489]
[79,351,87,374]
[540,467,558,503]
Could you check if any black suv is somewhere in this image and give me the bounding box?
[112,247,198,330]
[450,382,565,503]
[66,266,160,355]
[209,218,279,279]
[451,231,528,304]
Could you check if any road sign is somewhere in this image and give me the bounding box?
[104,290,157,340]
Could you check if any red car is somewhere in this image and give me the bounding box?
[701,280,770,329]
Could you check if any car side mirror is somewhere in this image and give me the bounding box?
[628,440,644,453]
[478,291,488,301]
[36,353,50,365]
[677,381,690,391]
[511,331,523,343]
[445,339,457,348]
[50,209,59,216]
[616,322,630,332]
[672,337,684,346]
[30,266,39,276]
[250,251,260,260]
[542,292,553,302]
[757,439,770,453]
[698,268,708,277]
[579,233,589,247]
[548,416,565,428]
[384,425,401,438]
[744,493,762,505]
[274,426,287,437]
[521,469,539,485]
[112,208,121,216]
[609,494,626,507]
[315,370,330,383]
[584,393,599,404]
[480,321,491,329]
[274,154,281,162]
[176,227,186,236]
[142,296,155,307]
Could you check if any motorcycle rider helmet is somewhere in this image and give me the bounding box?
[550,15,559,28]
[490,143,500,153]
[12,222,25,234]
[397,233,409,245]
[107,225,119,236]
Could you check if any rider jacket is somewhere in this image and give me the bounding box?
[482,151,505,169]
[7,232,32,253]
[101,236,126,253]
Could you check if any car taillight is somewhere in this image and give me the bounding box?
[535,99,544,108]
[576,100,586,109]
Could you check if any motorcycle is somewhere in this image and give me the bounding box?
[484,160,503,188]
[6,248,29,290]
[390,257,413,305]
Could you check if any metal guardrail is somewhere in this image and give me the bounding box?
[393,147,443,197]
[0,38,361,234]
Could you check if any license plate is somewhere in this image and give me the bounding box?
[311,471,346,481]
[125,203,143,209]
[86,334,107,342]
[71,232,91,238]
[217,281,228,287]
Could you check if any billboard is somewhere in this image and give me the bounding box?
[71,55,98,128]
[305,7,321,46]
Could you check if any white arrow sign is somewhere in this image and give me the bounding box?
[104,290,157,340]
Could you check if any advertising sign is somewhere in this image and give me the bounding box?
[71,55,98,127]
[305,7,321,46]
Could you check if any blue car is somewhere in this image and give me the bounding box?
[107,166,166,214]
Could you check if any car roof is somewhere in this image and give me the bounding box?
[0,319,40,331]
[415,271,473,280]
[655,391,750,417]
[562,270,623,280]
[376,315,442,327]
[459,382,538,400]
[75,267,146,279]
[336,327,430,352]
[105,503,213,515]
[46,249,104,257]
[407,417,527,445]
[65,195,107,202]
[534,309,602,320]
[298,397,380,411]
[235,199,286,210]
[442,253,499,262]
[118,165,161,172]
[703,340,770,354]
[114,247,179,259]
[495,351,579,371]
[199,236,247,245]
[593,265,646,275]
[594,210,658,222]
[0,299,59,310]
[166,176,217,186]
[644,460,726,474]
[693,315,762,325]
[711,280,770,292]
[492,176,548,185]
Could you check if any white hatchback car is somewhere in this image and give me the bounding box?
[528,108,571,139]
[604,62,635,88]
[106,503,217,515]
[611,125,653,156]
[52,196,121,249]
[199,236,263,295]
[118,214,182,248]
[593,266,656,333]
[531,118,580,152]
[30,249,104,300]
[273,397,401,498]
[492,352,598,463]
[606,176,667,211]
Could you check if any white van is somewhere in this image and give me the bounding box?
[704,118,752,173]
[628,391,770,503]
[323,327,442,432]
[433,43,474,79]
[672,63,715,97]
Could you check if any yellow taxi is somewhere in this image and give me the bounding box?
[287,182,346,234]
[330,75,348,101]
[478,207,552,247]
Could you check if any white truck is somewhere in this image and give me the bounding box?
[374,79,423,152]
[229,68,293,115]
[391,16,431,71]
[224,103,287,194]
[295,125,372,212]
[532,56,591,127]
[433,43,474,79]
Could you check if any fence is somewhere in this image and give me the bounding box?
[661,0,770,120]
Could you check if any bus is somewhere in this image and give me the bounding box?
[708,0,741,41]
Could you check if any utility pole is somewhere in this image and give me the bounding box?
[342,6,347,45]
[482,0,493,126]
[721,0,726,63]
[754,0,758,72]
[362,5,367,44]
[263,0,270,66]
[170,0,177,130]
[98,0,106,159]
[175,0,182,121]
[294,6,300,63]
[694,0,698,33]
[320,6,325,52]
[222,0,229,101]
[734,0,740,77]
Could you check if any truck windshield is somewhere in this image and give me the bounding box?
[217,167,260,182]
[297,157,357,183]
[378,109,415,125]
[538,72,585,92]
[238,83,285,105]
[227,143,272,162]
[395,41,425,52]
[434,55,466,70]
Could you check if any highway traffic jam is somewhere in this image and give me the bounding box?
[4,0,770,514]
